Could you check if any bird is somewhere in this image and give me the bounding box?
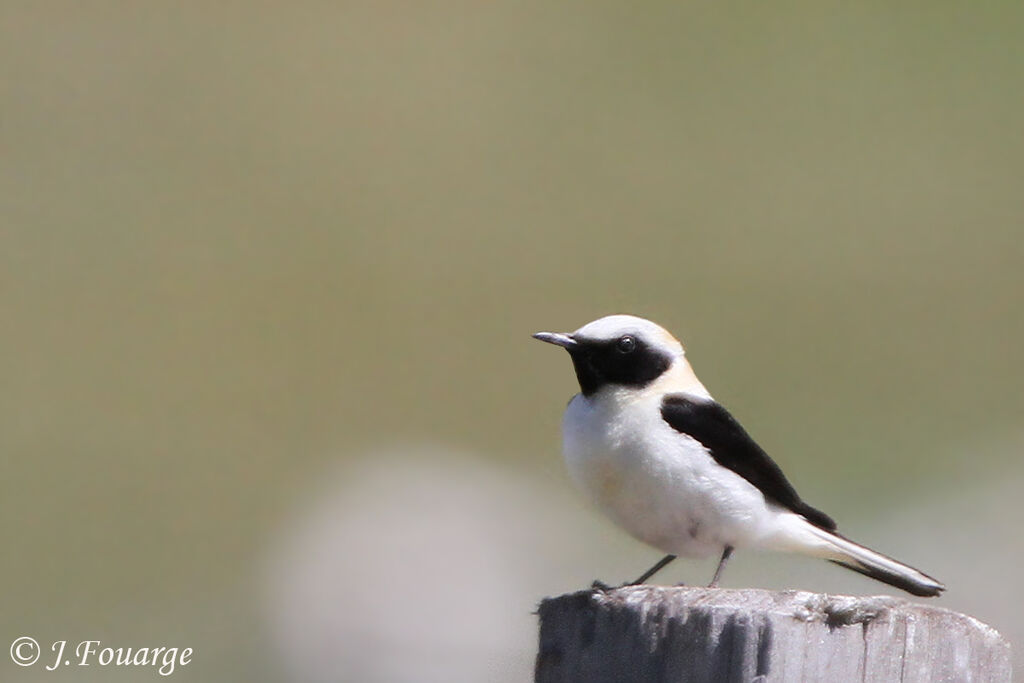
[533,314,944,597]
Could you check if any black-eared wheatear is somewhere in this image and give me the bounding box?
[534,314,944,597]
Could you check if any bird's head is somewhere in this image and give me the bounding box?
[533,315,686,396]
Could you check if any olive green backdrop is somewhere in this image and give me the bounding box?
[2,3,1022,681]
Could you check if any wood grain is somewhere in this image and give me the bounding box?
[535,586,1011,682]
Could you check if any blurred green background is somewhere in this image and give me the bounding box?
[2,2,1022,681]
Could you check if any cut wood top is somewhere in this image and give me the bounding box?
[536,587,1012,683]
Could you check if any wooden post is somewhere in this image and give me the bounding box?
[535,586,1011,683]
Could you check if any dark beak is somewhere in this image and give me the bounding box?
[532,331,578,349]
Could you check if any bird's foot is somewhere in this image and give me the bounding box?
[591,580,641,592]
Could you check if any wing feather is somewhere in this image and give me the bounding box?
[660,394,836,531]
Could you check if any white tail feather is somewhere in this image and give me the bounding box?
[804,523,945,597]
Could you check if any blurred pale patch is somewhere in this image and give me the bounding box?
[262,446,585,683]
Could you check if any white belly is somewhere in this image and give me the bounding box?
[562,390,774,558]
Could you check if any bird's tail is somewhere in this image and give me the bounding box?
[806,525,945,597]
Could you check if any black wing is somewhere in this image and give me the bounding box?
[661,394,836,531]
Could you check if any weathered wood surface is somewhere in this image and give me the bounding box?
[535,586,1011,683]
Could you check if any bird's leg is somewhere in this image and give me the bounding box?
[628,554,677,586]
[708,546,734,588]
[590,554,678,592]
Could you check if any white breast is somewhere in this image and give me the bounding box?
[561,385,775,559]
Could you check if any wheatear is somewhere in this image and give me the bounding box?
[533,314,944,596]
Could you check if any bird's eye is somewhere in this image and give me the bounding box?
[616,335,636,353]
